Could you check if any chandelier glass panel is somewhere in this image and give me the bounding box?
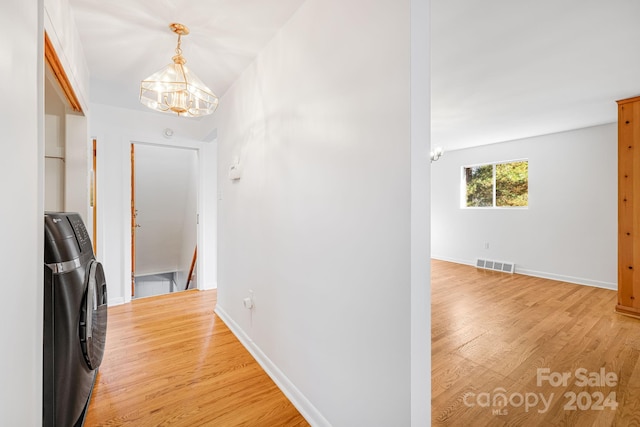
[140,23,219,117]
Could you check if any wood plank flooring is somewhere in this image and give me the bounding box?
[432,259,640,426]
[85,290,308,426]
[87,261,640,426]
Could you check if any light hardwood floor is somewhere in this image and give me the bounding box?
[432,259,640,426]
[88,261,640,426]
[85,290,308,426]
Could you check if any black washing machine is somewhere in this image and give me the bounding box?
[43,212,108,427]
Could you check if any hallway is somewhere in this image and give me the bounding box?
[86,290,308,426]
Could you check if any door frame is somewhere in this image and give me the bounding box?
[119,136,213,304]
[129,141,200,297]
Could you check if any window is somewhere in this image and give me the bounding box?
[463,160,528,208]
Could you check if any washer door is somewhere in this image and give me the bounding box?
[80,260,108,370]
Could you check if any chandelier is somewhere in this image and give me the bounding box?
[140,23,219,117]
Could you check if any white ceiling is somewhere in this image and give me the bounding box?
[432,0,640,150]
[68,0,307,113]
[68,0,640,150]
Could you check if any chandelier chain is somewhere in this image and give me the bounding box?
[175,34,183,56]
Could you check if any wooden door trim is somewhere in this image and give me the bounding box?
[44,31,82,113]
[186,246,197,290]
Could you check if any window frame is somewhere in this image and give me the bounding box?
[460,159,529,209]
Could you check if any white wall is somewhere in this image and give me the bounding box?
[214,0,417,425]
[44,0,90,112]
[410,0,431,423]
[432,123,617,288]
[177,153,199,289]
[44,0,93,237]
[45,77,66,211]
[44,86,91,234]
[90,103,217,305]
[43,1,91,223]
[65,113,90,226]
[0,0,43,424]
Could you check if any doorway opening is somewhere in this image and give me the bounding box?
[131,143,199,299]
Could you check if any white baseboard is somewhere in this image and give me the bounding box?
[431,255,475,267]
[431,256,616,291]
[201,281,217,290]
[214,306,331,427]
[108,297,125,306]
[516,268,616,291]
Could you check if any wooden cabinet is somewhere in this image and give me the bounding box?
[617,95,640,318]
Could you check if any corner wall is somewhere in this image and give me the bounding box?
[0,0,43,424]
[214,0,413,425]
[432,123,617,289]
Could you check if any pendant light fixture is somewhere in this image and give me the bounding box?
[140,23,219,117]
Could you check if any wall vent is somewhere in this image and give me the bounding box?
[476,258,515,274]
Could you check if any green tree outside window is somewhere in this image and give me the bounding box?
[464,161,528,208]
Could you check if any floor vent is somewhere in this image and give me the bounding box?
[476,258,515,274]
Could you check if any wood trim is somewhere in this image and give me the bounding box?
[44,31,82,113]
[186,246,197,290]
[615,304,640,319]
[617,95,640,106]
[618,98,640,314]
